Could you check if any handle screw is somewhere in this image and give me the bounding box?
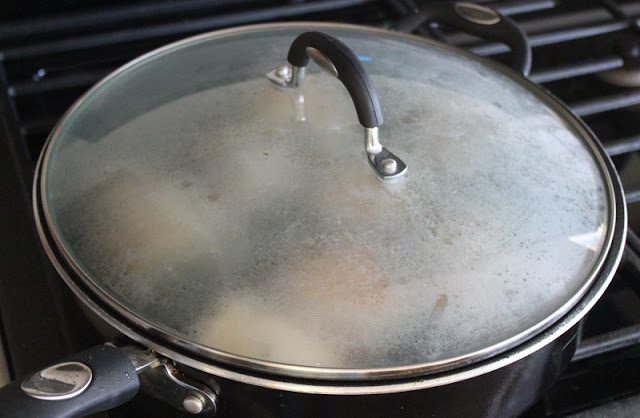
[381,158,398,175]
[183,392,206,414]
[275,65,291,78]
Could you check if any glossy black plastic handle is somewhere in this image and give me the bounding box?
[287,31,383,128]
[395,1,532,76]
[0,345,139,418]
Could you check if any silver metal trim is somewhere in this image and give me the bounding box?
[33,22,626,386]
[265,64,291,87]
[266,64,305,88]
[291,65,305,87]
[454,2,501,25]
[21,362,92,401]
[139,363,217,415]
[365,127,382,154]
[118,345,162,373]
[364,128,407,181]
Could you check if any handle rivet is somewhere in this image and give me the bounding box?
[183,392,206,414]
[381,158,398,175]
[275,65,291,78]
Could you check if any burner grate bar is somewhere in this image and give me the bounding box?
[627,189,640,204]
[7,70,111,97]
[529,23,630,48]
[569,89,640,116]
[0,0,375,62]
[605,134,640,156]
[470,21,629,57]
[572,323,640,362]
[384,0,555,20]
[530,55,624,83]
[384,0,414,17]
[630,229,640,255]
[18,118,58,139]
[448,8,613,46]
[625,233,640,286]
[489,0,556,16]
[0,0,257,42]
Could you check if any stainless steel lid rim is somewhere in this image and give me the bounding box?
[35,22,626,383]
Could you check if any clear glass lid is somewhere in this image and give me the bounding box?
[40,24,613,378]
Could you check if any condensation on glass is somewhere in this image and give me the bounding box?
[42,26,610,373]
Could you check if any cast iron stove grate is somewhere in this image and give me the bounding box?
[0,0,640,416]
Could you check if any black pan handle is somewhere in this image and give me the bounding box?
[287,31,383,128]
[0,345,139,418]
[395,1,532,76]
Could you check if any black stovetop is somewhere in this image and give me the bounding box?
[1,1,640,416]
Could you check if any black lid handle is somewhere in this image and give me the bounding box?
[286,31,383,128]
[266,31,406,182]
[395,1,532,76]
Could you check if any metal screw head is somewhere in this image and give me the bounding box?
[381,158,398,175]
[275,65,291,78]
[183,392,206,414]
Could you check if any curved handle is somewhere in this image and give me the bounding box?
[266,31,407,182]
[0,345,139,418]
[395,1,532,76]
[286,31,383,128]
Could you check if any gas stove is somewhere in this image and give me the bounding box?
[1,1,639,416]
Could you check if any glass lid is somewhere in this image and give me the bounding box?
[40,24,614,379]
